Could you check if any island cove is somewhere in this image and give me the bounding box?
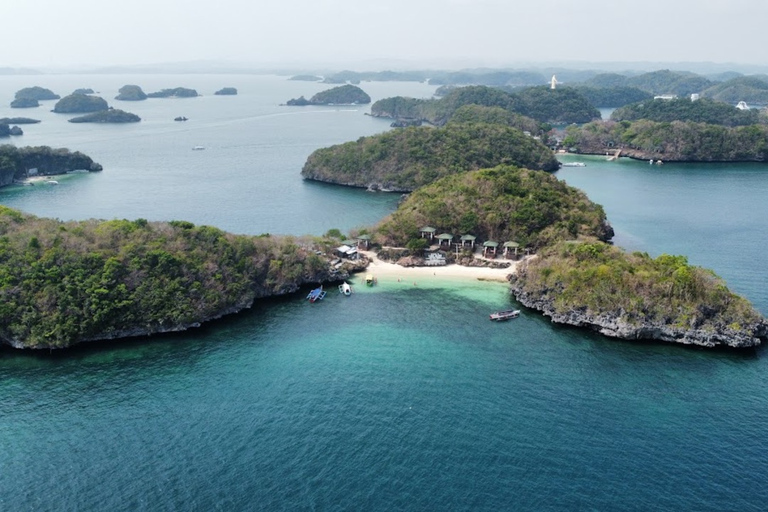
[2,81,767,350]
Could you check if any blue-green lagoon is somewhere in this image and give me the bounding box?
[2,76,768,511]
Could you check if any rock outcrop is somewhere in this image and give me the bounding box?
[68,109,141,123]
[115,85,147,101]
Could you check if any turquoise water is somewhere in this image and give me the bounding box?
[2,77,768,511]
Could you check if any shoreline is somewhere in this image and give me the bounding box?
[356,250,518,284]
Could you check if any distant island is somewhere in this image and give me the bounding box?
[214,87,237,95]
[68,109,141,123]
[73,88,95,95]
[10,98,39,108]
[14,86,60,101]
[286,84,371,106]
[0,124,23,137]
[0,145,102,187]
[147,87,199,98]
[0,117,40,124]
[53,94,109,113]
[289,75,323,82]
[115,85,147,101]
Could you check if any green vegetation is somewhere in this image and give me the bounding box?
[147,87,199,98]
[564,120,768,162]
[566,85,653,108]
[115,85,147,101]
[53,94,109,114]
[14,86,60,101]
[0,145,102,186]
[371,85,599,125]
[701,75,768,103]
[301,123,560,191]
[73,88,95,95]
[611,97,761,126]
[0,208,332,349]
[511,241,766,346]
[446,105,546,135]
[375,166,613,249]
[68,109,141,123]
[214,87,238,95]
[287,85,371,105]
[585,70,714,96]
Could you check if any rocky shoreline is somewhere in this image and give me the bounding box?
[509,265,767,349]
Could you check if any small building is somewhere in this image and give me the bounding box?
[459,234,476,249]
[436,233,454,247]
[355,234,372,249]
[419,226,437,240]
[503,241,520,258]
[483,240,499,257]
[335,244,358,259]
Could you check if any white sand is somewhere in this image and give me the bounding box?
[357,250,519,284]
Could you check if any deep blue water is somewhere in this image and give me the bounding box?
[2,76,768,511]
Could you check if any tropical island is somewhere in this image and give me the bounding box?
[53,94,109,113]
[10,98,39,108]
[301,122,559,191]
[68,109,141,123]
[115,85,148,101]
[147,87,199,98]
[0,145,102,187]
[14,86,60,101]
[0,117,40,124]
[0,209,363,349]
[286,84,371,106]
[214,87,238,95]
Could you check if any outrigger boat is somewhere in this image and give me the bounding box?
[307,286,326,303]
[339,282,352,296]
[489,309,520,321]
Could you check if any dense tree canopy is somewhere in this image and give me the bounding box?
[0,208,331,348]
[611,97,761,126]
[301,123,560,191]
[53,94,109,114]
[375,165,613,249]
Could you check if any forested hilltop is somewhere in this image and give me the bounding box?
[0,145,102,187]
[0,207,353,349]
[510,241,767,348]
[564,120,768,162]
[374,166,614,249]
[611,97,765,126]
[301,122,560,191]
[371,85,599,125]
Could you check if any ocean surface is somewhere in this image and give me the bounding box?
[2,75,768,511]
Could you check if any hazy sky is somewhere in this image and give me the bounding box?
[4,0,767,69]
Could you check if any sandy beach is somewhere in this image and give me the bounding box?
[357,250,518,284]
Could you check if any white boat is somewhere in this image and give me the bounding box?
[339,282,352,296]
[192,145,205,150]
[489,309,521,321]
[561,162,586,167]
[45,180,59,185]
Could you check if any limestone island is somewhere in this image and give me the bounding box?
[68,109,141,123]
[53,94,109,114]
[289,75,323,82]
[147,87,199,98]
[0,145,102,188]
[0,117,40,124]
[0,209,365,350]
[286,84,371,106]
[115,85,147,101]
[10,98,39,109]
[301,122,560,191]
[14,86,60,101]
[73,88,95,95]
[0,124,23,137]
[214,87,237,95]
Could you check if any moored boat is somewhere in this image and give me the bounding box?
[365,274,376,286]
[307,286,326,303]
[339,282,352,296]
[489,309,520,321]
